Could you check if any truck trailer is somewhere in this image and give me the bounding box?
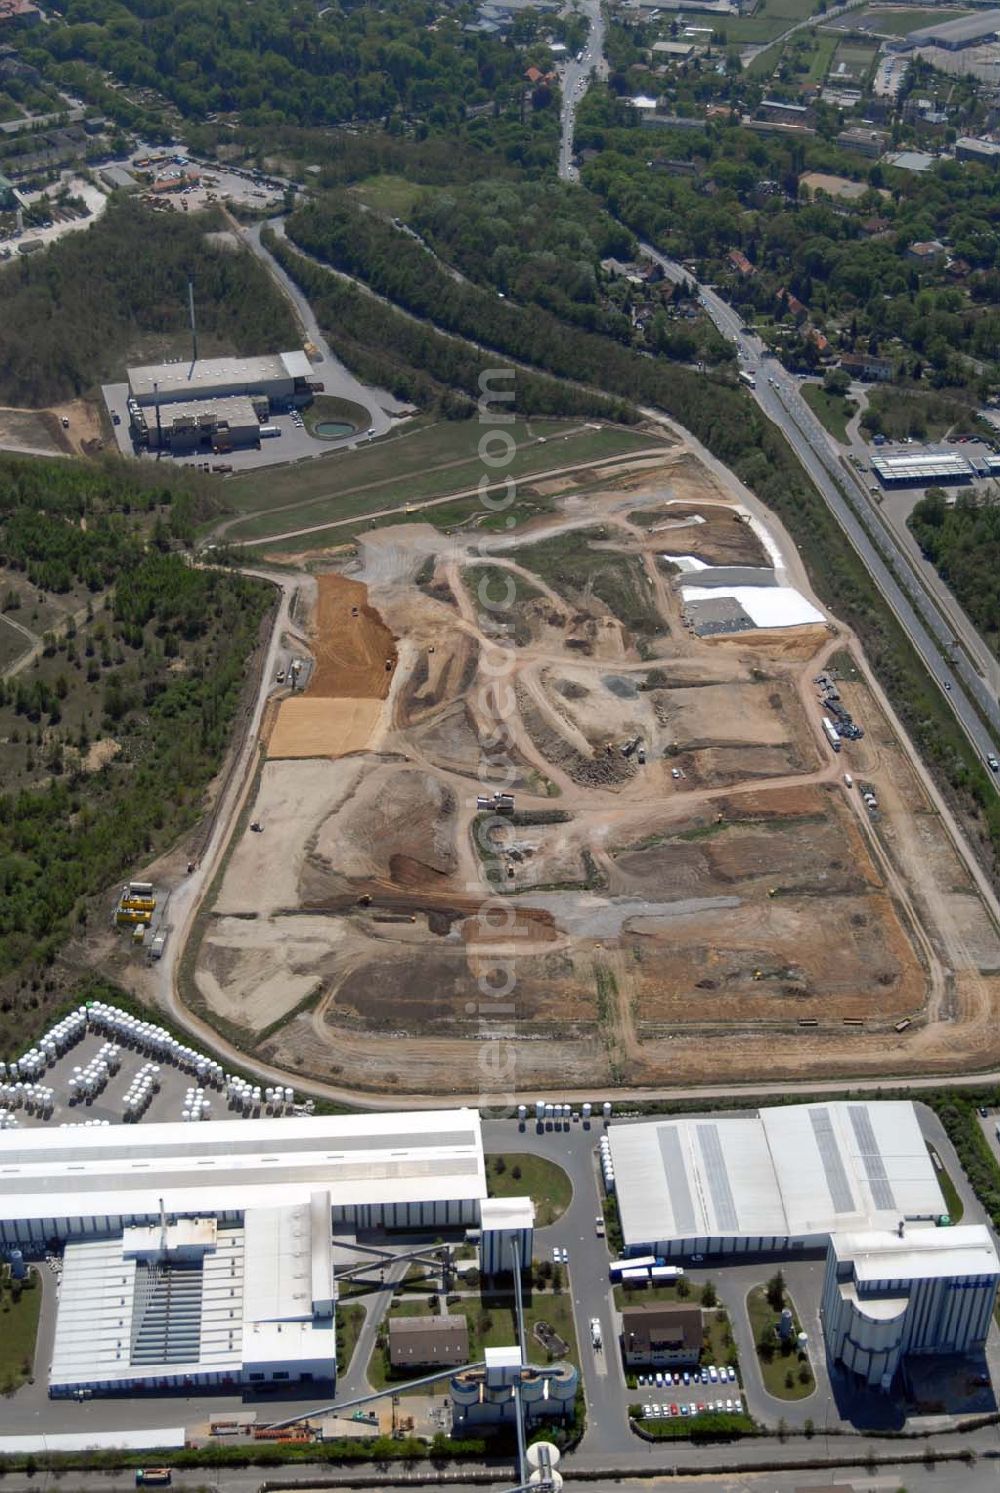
[822,716,842,753]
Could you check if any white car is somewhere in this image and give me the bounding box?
[727,1366,737,1382]
[708,1365,718,1382]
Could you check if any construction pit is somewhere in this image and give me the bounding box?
[190,446,1000,1097]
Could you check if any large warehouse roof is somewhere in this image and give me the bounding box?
[609,1102,944,1250]
[903,8,1000,46]
[0,1110,487,1226]
[871,451,972,484]
[129,351,308,401]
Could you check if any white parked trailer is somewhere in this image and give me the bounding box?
[822,716,842,753]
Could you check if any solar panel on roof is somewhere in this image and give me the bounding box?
[809,1107,855,1213]
[848,1105,896,1211]
[697,1123,739,1231]
[658,1126,697,1236]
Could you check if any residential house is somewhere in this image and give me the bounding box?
[907,239,947,263]
[839,351,894,382]
[727,248,754,277]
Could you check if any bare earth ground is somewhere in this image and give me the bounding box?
[267,574,396,758]
[189,442,1000,1094]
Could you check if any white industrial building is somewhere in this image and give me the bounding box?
[609,1101,948,1257]
[821,1225,1000,1388]
[50,1204,337,1396]
[0,1109,544,1399]
[479,1196,534,1277]
[127,352,314,408]
[0,1110,488,1246]
[870,450,973,487]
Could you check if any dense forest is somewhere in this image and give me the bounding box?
[0,457,271,1035]
[412,180,638,337]
[0,200,297,405]
[264,231,632,423]
[910,488,1000,654]
[27,0,548,128]
[284,193,734,409]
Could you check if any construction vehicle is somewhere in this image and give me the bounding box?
[252,1424,314,1442]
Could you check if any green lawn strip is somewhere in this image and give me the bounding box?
[0,1267,41,1393]
[222,424,654,544]
[926,1141,964,1223]
[486,1153,572,1227]
[635,1410,756,1440]
[336,1302,366,1377]
[807,32,839,80]
[801,383,854,443]
[348,174,429,218]
[301,395,370,438]
[720,0,827,45]
[255,490,559,556]
[745,1283,815,1400]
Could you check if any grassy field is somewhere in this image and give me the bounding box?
[746,1285,815,1400]
[721,0,828,46]
[301,394,369,439]
[0,1269,41,1394]
[219,419,657,546]
[486,1153,573,1227]
[831,39,878,79]
[254,490,560,556]
[348,174,429,218]
[802,383,856,442]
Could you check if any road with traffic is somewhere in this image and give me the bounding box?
[555,0,1000,778]
[558,0,605,183]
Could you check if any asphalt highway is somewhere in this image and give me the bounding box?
[637,243,1000,771]
[558,0,605,183]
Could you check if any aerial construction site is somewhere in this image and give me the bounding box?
[181,434,1000,1098]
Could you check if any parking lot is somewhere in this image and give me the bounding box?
[101,391,374,469]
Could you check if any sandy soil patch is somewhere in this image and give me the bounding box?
[308,574,397,698]
[0,405,63,455]
[268,696,384,759]
[214,758,366,916]
[196,914,346,1030]
[49,398,105,456]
